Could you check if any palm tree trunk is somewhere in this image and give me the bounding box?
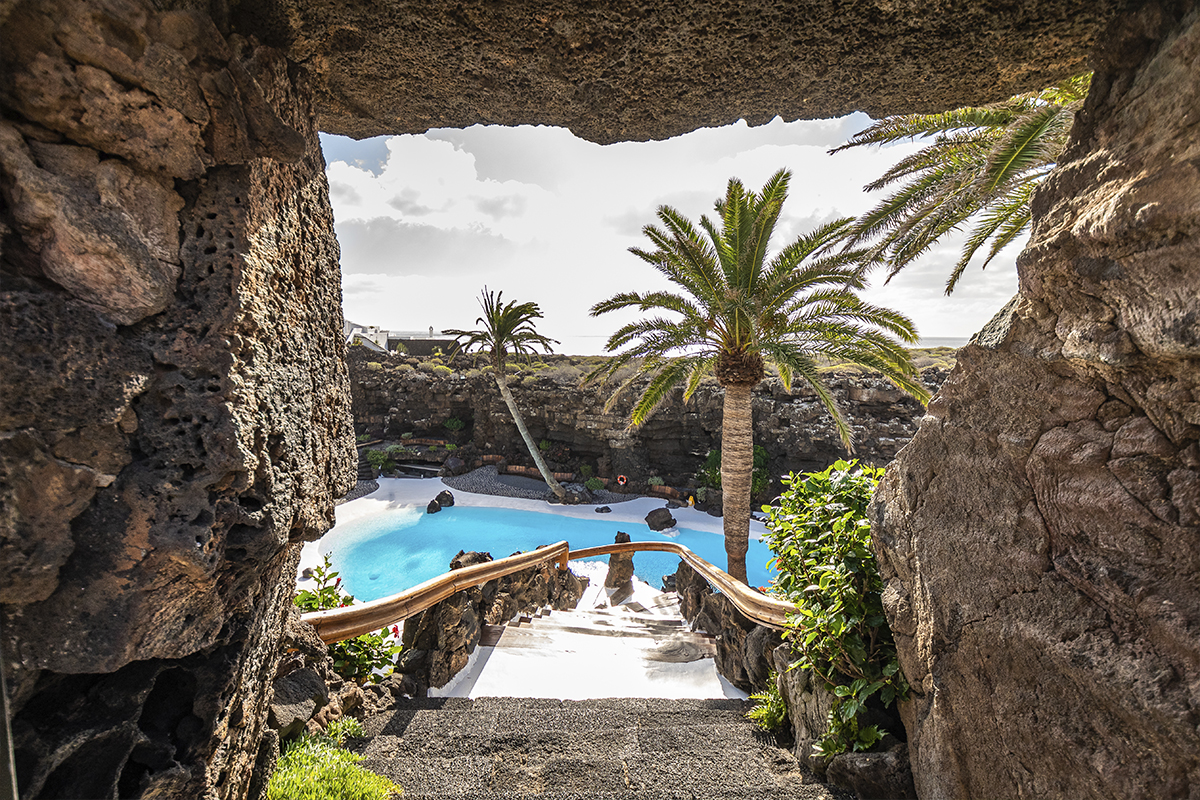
[494,374,566,500]
[720,382,755,584]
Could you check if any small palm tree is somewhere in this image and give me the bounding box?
[588,169,930,583]
[833,73,1090,293]
[446,288,566,501]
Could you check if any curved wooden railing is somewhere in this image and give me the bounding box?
[301,540,794,643]
[302,542,569,643]
[567,542,795,630]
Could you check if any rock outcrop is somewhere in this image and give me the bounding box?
[258,0,1120,144]
[871,4,1200,798]
[0,1,355,797]
[348,350,947,489]
[398,549,588,690]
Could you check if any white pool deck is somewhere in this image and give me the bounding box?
[299,476,763,700]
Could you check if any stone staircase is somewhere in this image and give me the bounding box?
[350,696,843,799]
[347,587,845,799]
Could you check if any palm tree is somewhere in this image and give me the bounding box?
[446,288,567,501]
[588,169,930,583]
[833,73,1090,293]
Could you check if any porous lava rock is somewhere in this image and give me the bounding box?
[604,531,634,590]
[871,4,1200,798]
[0,1,355,797]
[256,0,1121,144]
[645,507,677,532]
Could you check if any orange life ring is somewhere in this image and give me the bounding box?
[616,475,627,486]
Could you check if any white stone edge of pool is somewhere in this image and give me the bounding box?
[299,476,770,580]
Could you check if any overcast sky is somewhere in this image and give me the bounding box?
[321,115,1020,355]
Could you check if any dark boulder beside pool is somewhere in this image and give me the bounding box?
[645,507,676,531]
[427,499,441,514]
[435,489,455,507]
[595,506,612,514]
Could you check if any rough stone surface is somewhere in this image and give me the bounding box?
[349,349,948,492]
[399,553,589,689]
[603,531,635,590]
[644,507,677,532]
[826,743,916,800]
[872,4,1200,799]
[0,1,354,797]
[253,0,1121,144]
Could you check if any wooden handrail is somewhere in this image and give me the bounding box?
[302,542,570,643]
[568,542,794,630]
[301,539,795,643]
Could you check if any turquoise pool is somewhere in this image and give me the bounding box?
[319,505,776,602]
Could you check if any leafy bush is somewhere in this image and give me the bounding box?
[268,717,400,800]
[538,439,551,452]
[365,450,392,471]
[647,476,664,486]
[761,459,904,759]
[355,433,370,443]
[745,674,788,734]
[431,364,452,376]
[579,464,594,479]
[698,446,770,495]
[294,556,401,685]
[584,477,605,492]
[366,362,382,371]
[445,443,458,452]
[400,432,413,440]
[443,417,465,432]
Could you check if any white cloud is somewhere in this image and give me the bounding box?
[322,116,1021,353]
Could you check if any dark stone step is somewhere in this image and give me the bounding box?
[351,697,841,799]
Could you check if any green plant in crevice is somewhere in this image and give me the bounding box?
[294,555,401,685]
[745,674,788,734]
[267,717,401,800]
[761,459,906,759]
[579,464,594,480]
[647,476,664,486]
[365,449,393,472]
[584,477,605,492]
[538,439,552,452]
[698,446,771,497]
[400,432,413,440]
[443,417,466,432]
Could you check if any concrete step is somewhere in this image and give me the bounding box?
[352,697,840,800]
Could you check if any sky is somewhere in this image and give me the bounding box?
[321,115,1021,355]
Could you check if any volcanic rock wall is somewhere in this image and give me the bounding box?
[348,351,946,486]
[0,1,355,797]
[871,4,1200,798]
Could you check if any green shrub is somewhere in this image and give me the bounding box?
[365,450,392,471]
[400,432,413,440]
[396,363,414,373]
[445,443,458,452]
[268,717,400,800]
[443,417,465,432]
[427,444,439,452]
[584,477,605,492]
[355,433,370,443]
[431,364,452,376]
[294,556,401,685]
[647,476,664,486]
[579,464,594,479]
[698,446,770,495]
[366,362,382,371]
[761,459,904,759]
[745,674,788,734]
[538,439,551,452]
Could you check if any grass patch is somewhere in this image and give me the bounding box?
[268,719,400,800]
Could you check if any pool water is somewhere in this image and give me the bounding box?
[319,505,777,602]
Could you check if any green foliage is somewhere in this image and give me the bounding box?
[445,443,458,452]
[294,556,401,685]
[427,444,439,452]
[400,432,413,440]
[834,74,1091,293]
[365,450,391,471]
[579,464,594,479]
[391,340,408,355]
[431,364,452,376]
[647,476,664,486]
[366,362,382,371]
[538,439,551,452]
[745,674,788,734]
[355,433,370,443]
[762,460,906,759]
[443,417,465,432]
[395,364,414,373]
[584,477,605,492]
[698,447,771,496]
[268,719,400,800]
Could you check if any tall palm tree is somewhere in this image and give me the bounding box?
[588,169,930,583]
[833,73,1090,293]
[446,288,567,501]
